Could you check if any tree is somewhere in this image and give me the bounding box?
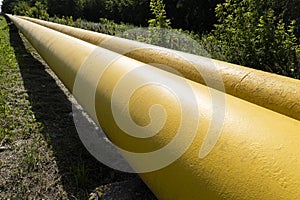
[104,0,149,26]
[47,0,84,18]
[205,0,299,78]
[163,0,224,34]
[148,0,171,28]
[82,0,104,21]
[30,1,49,19]
[2,0,16,14]
[274,0,300,37]
[12,1,32,16]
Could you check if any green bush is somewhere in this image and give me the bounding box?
[13,1,49,20]
[148,0,171,29]
[204,0,299,79]
[29,2,49,20]
[12,1,32,16]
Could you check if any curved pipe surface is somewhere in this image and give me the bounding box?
[19,16,300,121]
[8,14,300,200]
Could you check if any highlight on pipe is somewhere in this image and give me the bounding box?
[72,27,226,173]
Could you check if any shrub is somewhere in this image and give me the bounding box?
[148,0,171,28]
[205,0,299,79]
[13,1,32,16]
[29,2,49,20]
[13,1,49,20]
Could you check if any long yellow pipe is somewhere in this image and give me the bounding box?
[19,16,300,121]
[8,14,300,200]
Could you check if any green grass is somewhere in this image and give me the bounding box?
[0,16,43,144]
[0,15,95,199]
[0,15,67,199]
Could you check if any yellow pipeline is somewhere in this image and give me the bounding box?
[19,16,300,121]
[8,14,300,200]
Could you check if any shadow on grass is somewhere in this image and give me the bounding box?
[5,16,156,199]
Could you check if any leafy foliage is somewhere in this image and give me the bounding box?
[1,0,299,78]
[47,0,84,19]
[148,0,171,28]
[2,0,222,34]
[205,0,299,78]
[104,0,149,25]
[9,1,49,19]
[12,1,32,16]
[2,0,299,35]
[164,0,224,33]
[29,1,49,19]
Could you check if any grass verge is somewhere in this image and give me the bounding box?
[0,15,156,199]
[0,14,66,199]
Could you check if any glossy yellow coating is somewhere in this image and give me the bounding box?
[19,16,300,121]
[8,15,300,200]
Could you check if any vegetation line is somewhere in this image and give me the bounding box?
[2,0,299,79]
